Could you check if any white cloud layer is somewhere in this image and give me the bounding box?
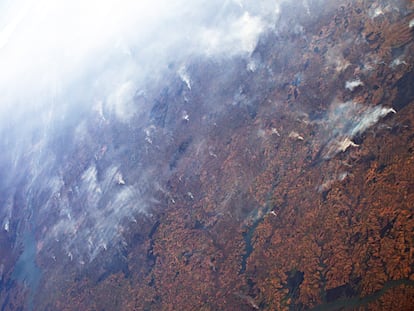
[0,0,281,123]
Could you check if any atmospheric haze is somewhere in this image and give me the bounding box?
[0,0,284,264]
[0,0,401,268]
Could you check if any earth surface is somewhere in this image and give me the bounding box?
[1,0,414,310]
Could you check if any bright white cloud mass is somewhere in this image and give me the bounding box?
[0,0,279,122]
